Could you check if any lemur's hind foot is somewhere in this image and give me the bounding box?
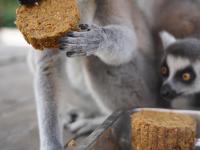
[64,113,108,137]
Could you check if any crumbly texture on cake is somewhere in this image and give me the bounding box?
[16,0,80,50]
[131,111,197,150]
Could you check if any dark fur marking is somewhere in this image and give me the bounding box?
[166,38,200,61]
[43,66,50,72]
[174,66,196,85]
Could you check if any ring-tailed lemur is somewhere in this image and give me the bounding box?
[139,0,200,107]
[20,0,161,150]
[159,32,200,101]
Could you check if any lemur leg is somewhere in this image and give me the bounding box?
[33,49,65,150]
[28,49,86,132]
[60,24,137,65]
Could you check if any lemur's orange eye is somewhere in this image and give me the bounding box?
[161,66,168,76]
[182,73,191,81]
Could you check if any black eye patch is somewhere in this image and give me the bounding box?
[174,66,196,84]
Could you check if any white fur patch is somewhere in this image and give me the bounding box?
[165,55,190,83]
[160,31,177,49]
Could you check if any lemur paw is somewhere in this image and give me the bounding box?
[65,115,107,137]
[59,24,107,57]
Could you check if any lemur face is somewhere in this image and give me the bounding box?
[160,55,200,100]
[159,31,200,100]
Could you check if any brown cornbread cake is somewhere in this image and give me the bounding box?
[131,111,197,150]
[16,0,80,50]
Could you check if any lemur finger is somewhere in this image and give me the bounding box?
[60,37,86,44]
[67,31,90,37]
[60,43,88,51]
[66,51,86,57]
[66,45,98,57]
[60,37,101,44]
[79,24,99,31]
[69,32,103,41]
[60,43,98,52]
[65,44,99,57]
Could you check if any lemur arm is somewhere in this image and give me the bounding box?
[33,49,65,150]
[95,25,137,65]
[60,0,138,66]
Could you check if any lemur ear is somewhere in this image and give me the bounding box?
[159,31,177,49]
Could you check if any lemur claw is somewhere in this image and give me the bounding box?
[59,24,106,57]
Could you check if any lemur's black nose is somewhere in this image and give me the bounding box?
[18,0,39,5]
[160,84,177,100]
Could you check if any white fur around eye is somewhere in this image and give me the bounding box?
[166,55,190,80]
[159,31,177,49]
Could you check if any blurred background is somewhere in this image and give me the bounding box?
[0,1,39,150]
[0,0,18,27]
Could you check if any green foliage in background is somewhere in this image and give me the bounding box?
[0,0,19,27]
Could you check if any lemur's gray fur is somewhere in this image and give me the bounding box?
[29,0,159,150]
